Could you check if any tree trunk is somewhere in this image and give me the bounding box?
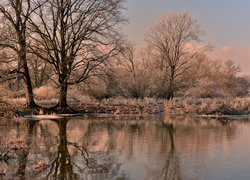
[23,64,37,107]
[58,80,68,109]
[166,91,174,100]
[19,39,38,108]
[50,77,76,114]
[166,69,175,100]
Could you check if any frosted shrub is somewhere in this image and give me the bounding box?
[8,98,26,106]
[68,87,93,104]
[0,85,24,99]
[34,86,58,100]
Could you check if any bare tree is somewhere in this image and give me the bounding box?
[115,43,154,98]
[29,56,53,88]
[0,48,21,89]
[146,12,205,100]
[185,54,248,98]
[28,0,125,112]
[0,0,42,107]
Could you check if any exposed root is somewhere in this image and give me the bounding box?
[27,103,41,109]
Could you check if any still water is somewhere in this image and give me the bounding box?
[0,115,250,180]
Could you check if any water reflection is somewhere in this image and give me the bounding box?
[0,115,249,179]
[47,120,75,179]
[16,120,37,179]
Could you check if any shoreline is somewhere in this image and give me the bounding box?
[0,98,249,119]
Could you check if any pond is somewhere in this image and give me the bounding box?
[0,115,250,180]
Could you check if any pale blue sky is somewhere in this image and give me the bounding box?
[124,0,250,47]
[123,0,250,74]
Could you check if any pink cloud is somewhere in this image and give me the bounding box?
[183,42,207,51]
[220,46,231,53]
[209,45,250,75]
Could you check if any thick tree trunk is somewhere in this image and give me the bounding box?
[54,77,78,114]
[58,78,68,109]
[23,63,37,107]
[19,39,38,108]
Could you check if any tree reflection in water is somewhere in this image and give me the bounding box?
[38,119,127,179]
[159,123,181,180]
[16,120,38,179]
[0,115,246,180]
[46,119,75,179]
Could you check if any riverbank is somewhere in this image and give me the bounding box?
[0,97,249,118]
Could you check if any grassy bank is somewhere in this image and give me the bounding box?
[164,98,249,115]
[0,97,249,118]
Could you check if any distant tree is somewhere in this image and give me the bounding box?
[186,56,249,98]
[146,12,205,100]
[0,0,42,107]
[29,56,53,88]
[115,43,154,98]
[82,42,157,99]
[28,0,125,112]
[0,49,21,90]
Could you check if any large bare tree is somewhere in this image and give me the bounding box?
[146,12,205,100]
[28,0,125,112]
[0,0,43,107]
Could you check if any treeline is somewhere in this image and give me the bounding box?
[0,1,248,112]
[85,47,249,99]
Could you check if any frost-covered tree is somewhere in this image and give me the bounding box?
[146,12,205,100]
